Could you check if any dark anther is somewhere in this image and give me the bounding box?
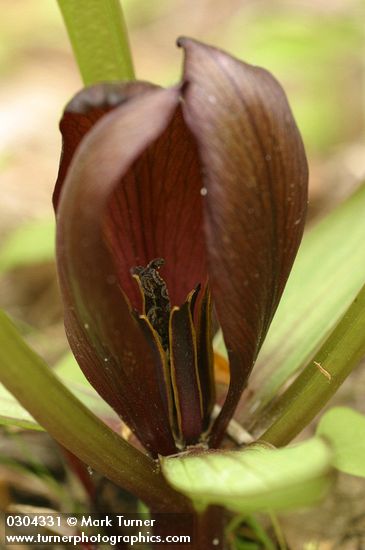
[131,258,171,349]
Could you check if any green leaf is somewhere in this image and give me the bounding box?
[0,219,55,272]
[241,183,365,419]
[0,309,187,511]
[57,0,134,85]
[161,439,333,514]
[260,284,365,446]
[317,407,365,478]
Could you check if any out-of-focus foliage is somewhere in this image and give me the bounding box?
[317,407,365,478]
[0,384,43,431]
[0,219,55,273]
[223,11,364,153]
[0,2,64,75]
[0,348,117,431]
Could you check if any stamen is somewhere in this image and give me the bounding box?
[131,258,171,349]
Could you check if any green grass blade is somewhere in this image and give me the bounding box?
[57,0,134,84]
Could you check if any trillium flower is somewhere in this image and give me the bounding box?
[54,38,308,457]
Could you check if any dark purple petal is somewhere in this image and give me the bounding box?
[179,38,308,445]
[57,87,184,456]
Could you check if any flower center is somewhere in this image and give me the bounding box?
[131,258,171,349]
[131,258,214,447]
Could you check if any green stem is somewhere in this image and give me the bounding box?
[57,0,134,85]
[0,310,188,512]
[260,283,365,447]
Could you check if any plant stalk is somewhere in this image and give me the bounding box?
[57,0,135,84]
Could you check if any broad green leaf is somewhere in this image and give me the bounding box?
[239,183,365,419]
[317,407,365,478]
[261,284,365,446]
[0,309,185,511]
[0,219,55,273]
[161,439,333,514]
[57,0,134,85]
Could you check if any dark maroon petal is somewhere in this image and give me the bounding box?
[169,299,203,444]
[179,38,308,445]
[104,105,207,309]
[57,87,183,456]
[54,82,157,211]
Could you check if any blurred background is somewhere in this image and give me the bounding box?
[0,0,365,545]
